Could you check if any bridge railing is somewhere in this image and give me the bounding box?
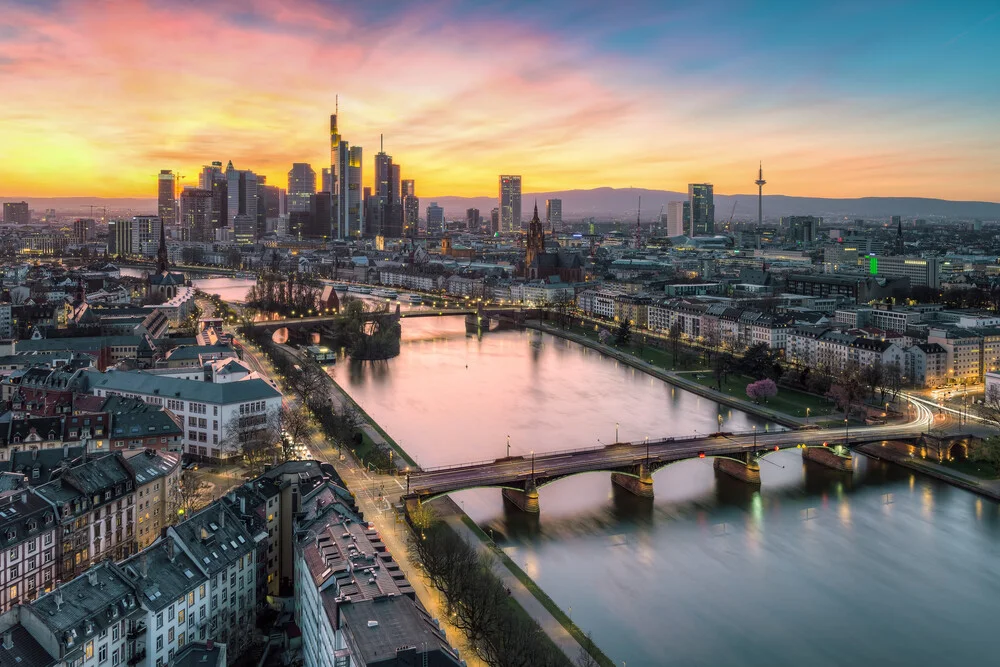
[414,429,776,473]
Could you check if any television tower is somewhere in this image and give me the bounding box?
[754,162,766,226]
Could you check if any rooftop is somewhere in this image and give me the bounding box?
[119,538,205,612]
[82,369,281,404]
[170,502,255,576]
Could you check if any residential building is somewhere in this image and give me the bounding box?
[34,453,137,580]
[2,202,29,226]
[927,326,982,383]
[179,189,214,243]
[0,492,59,611]
[908,343,948,387]
[123,450,182,550]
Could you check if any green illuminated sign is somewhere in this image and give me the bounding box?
[869,256,878,275]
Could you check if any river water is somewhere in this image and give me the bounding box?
[339,317,1000,667]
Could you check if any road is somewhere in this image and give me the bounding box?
[408,397,937,497]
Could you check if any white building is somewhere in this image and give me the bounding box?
[82,370,282,460]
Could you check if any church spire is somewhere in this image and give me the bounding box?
[156,218,168,274]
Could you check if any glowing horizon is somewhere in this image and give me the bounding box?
[1,0,998,202]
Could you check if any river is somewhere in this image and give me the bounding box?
[339,317,1000,667]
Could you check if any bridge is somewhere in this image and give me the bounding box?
[403,399,940,512]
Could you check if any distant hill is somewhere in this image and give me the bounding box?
[4,189,999,221]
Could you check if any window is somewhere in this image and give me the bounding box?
[85,640,94,659]
[99,644,107,662]
[112,625,119,642]
[112,649,119,666]
[168,604,174,621]
[199,584,206,599]
[178,632,185,647]
[168,628,174,643]
[156,612,163,630]
[156,635,163,651]
[8,585,16,600]
[177,609,185,624]
[188,591,194,606]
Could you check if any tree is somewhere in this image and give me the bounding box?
[279,404,312,459]
[221,407,281,476]
[668,321,682,368]
[598,328,611,345]
[861,360,884,401]
[740,343,781,380]
[826,364,865,419]
[575,634,601,667]
[977,384,1000,426]
[614,320,631,346]
[178,471,209,515]
[712,351,735,391]
[746,378,777,404]
[885,361,904,401]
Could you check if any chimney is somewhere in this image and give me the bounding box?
[87,570,98,586]
[239,496,246,515]
[20,492,26,504]
[2,630,11,650]
[139,554,148,578]
[31,448,38,461]
[206,639,214,651]
[166,536,176,562]
[63,444,69,458]
[55,589,64,611]
[219,508,225,528]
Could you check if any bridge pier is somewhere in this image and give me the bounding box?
[713,452,761,485]
[501,480,540,513]
[611,463,654,498]
[802,445,853,472]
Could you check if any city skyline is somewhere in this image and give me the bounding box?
[1,1,998,201]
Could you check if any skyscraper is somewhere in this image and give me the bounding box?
[490,208,499,234]
[287,163,316,213]
[108,218,133,256]
[348,146,364,237]
[200,162,228,229]
[373,138,402,237]
[2,202,29,225]
[306,192,333,239]
[666,201,689,237]
[545,199,562,231]
[257,183,282,238]
[499,176,522,232]
[321,168,332,194]
[466,208,480,231]
[131,215,162,256]
[157,170,176,229]
[226,161,258,226]
[73,218,95,243]
[329,112,355,238]
[426,203,444,233]
[401,179,418,237]
[688,184,714,236]
[180,189,214,242]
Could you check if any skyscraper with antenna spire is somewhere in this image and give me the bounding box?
[755,162,766,226]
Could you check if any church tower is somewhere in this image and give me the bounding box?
[525,202,545,275]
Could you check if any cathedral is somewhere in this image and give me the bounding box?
[522,202,584,282]
[147,221,186,301]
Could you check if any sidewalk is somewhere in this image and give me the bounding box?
[856,443,1000,501]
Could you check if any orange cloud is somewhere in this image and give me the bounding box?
[0,0,997,201]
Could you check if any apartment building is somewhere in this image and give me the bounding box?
[123,450,182,551]
[0,492,58,612]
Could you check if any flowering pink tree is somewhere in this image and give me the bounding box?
[746,378,778,404]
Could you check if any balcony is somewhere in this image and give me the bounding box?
[126,650,146,666]
[126,621,147,639]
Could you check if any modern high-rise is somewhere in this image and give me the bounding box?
[490,208,500,234]
[287,163,316,213]
[233,214,256,245]
[2,201,29,225]
[257,181,282,238]
[688,183,714,236]
[401,179,418,237]
[373,141,402,237]
[348,146,364,237]
[466,208,480,231]
[180,188,214,242]
[321,167,332,194]
[157,170,177,229]
[226,161,258,226]
[499,175,522,232]
[108,218,133,256]
[200,161,228,229]
[329,113,358,238]
[131,215,162,256]
[545,199,562,231]
[72,218,95,243]
[426,202,444,233]
[667,201,689,237]
[306,192,333,240]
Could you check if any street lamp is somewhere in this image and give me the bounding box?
[844,417,849,447]
[530,450,535,480]
[615,422,620,444]
[752,425,757,454]
[506,435,511,458]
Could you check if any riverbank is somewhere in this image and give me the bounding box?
[526,320,807,429]
[855,443,1000,502]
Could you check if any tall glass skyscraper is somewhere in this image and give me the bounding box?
[287,163,316,213]
[499,175,522,232]
[688,183,715,236]
[157,170,176,229]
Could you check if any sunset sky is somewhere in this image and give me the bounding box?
[1,0,998,200]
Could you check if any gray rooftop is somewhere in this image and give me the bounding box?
[0,624,56,667]
[123,450,181,486]
[170,502,255,576]
[82,369,281,405]
[339,597,462,667]
[119,538,205,612]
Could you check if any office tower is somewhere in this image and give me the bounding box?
[321,168,332,194]
[226,161,258,226]
[466,208,480,231]
[754,163,766,226]
[362,187,373,236]
[108,218,133,256]
[72,218,95,243]
[257,182,282,239]
[157,170,177,230]
[287,163,316,213]
[666,201,689,237]
[200,162,228,229]
[348,146,363,238]
[688,184,714,236]
[782,215,820,245]
[329,112,357,238]
[545,199,562,231]
[401,179,418,237]
[372,138,402,238]
[426,203,444,233]
[307,192,333,239]
[199,162,220,189]
[232,214,256,245]
[180,189,214,243]
[2,202,29,225]
[490,208,500,234]
[499,175,522,232]
[131,215,162,256]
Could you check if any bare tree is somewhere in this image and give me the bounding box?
[178,471,209,515]
[221,408,282,476]
[668,321,682,368]
[977,384,1000,426]
[861,360,885,402]
[279,404,312,459]
[575,634,601,667]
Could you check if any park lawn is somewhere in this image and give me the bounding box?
[688,373,837,419]
[561,322,709,371]
[940,459,1000,480]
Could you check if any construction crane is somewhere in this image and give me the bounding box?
[727,200,737,229]
[658,205,665,234]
